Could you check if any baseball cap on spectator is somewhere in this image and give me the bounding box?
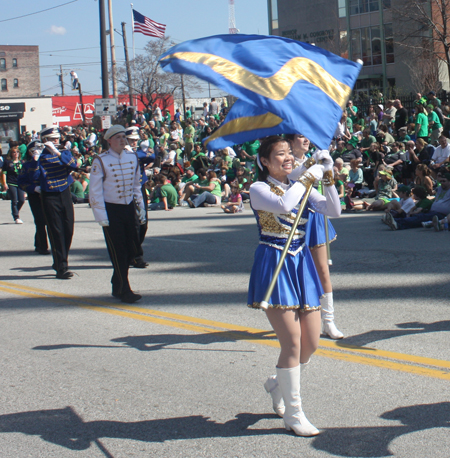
[428,91,436,95]
[379,170,392,179]
[104,125,126,140]
[186,167,195,172]
[427,104,434,110]
[398,185,411,194]
[25,131,31,137]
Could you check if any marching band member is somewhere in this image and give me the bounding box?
[17,141,49,255]
[38,127,77,279]
[125,126,155,268]
[89,125,145,304]
[248,136,340,436]
[286,134,344,340]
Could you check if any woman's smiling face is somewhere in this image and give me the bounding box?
[261,141,294,181]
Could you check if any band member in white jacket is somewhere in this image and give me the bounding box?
[89,125,145,303]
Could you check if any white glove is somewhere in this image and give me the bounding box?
[98,220,109,227]
[139,207,146,224]
[313,150,333,166]
[307,164,324,182]
[44,141,60,155]
[34,186,41,194]
[32,152,41,161]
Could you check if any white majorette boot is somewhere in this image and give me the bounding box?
[321,292,344,339]
[276,366,319,437]
[264,375,285,417]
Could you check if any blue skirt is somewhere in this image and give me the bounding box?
[247,244,324,310]
[305,211,337,249]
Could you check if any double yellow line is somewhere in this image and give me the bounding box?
[1,280,449,380]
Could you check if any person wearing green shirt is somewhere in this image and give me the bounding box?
[360,128,376,156]
[149,174,178,210]
[188,170,222,207]
[70,174,85,203]
[414,104,429,140]
[426,104,443,144]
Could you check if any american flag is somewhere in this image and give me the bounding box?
[132,9,166,38]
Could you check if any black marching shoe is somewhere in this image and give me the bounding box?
[117,291,142,304]
[56,269,74,279]
[131,259,149,269]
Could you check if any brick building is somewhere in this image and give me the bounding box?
[0,45,40,98]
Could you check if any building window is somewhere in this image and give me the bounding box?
[1,79,7,91]
[270,0,278,31]
[349,0,390,16]
[338,0,346,18]
[350,24,394,65]
[0,59,5,70]
[13,78,19,88]
[12,58,17,68]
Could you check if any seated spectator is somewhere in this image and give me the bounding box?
[381,185,415,223]
[376,124,396,146]
[221,182,243,213]
[187,170,222,208]
[363,142,384,188]
[334,158,349,183]
[365,169,398,211]
[410,185,433,216]
[348,158,363,195]
[331,140,346,161]
[385,170,450,230]
[360,128,377,157]
[384,141,408,178]
[161,143,177,167]
[341,143,362,164]
[429,135,450,175]
[396,127,411,143]
[414,163,434,196]
[149,174,177,211]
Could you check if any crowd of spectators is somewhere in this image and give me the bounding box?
[3,92,450,230]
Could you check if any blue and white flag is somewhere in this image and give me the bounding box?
[159,34,361,150]
[203,99,296,151]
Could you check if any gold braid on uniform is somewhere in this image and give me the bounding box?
[298,171,316,188]
[303,157,316,169]
[322,170,335,187]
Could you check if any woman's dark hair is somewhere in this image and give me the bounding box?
[8,141,19,148]
[197,167,207,178]
[257,135,289,182]
[412,185,428,199]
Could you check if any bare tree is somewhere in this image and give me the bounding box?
[393,0,450,88]
[115,36,200,112]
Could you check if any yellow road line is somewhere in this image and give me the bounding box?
[1,281,449,379]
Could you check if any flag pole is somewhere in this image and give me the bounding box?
[130,3,137,108]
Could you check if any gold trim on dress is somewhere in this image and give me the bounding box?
[248,302,321,312]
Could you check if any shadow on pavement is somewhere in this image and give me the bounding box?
[338,320,450,347]
[32,330,276,352]
[0,403,448,456]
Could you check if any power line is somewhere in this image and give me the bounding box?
[0,0,79,24]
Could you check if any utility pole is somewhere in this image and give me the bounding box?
[108,0,117,99]
[121,22,133,106]
[59,65,65,96]
[78,83,86,124]
[99,0,109,98]
[181,74,186,119]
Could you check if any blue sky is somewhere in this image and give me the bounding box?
[2,0,268,97]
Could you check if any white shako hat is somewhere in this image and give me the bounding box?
[125,126,140,140]
[104,125,126,140]
[40,126,61,139]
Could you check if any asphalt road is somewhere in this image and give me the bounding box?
[0,199,449,458]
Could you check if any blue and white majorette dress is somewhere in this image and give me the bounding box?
[306,209,337,249]
[247,177,325,311]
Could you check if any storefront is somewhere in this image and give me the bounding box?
[0,101,25,154]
